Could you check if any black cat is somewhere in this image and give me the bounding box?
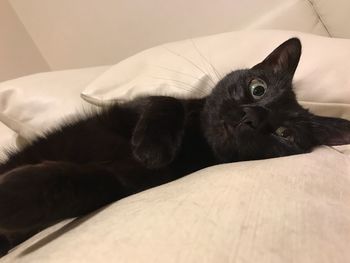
[0,38,349,256]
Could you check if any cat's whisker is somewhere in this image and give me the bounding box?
[151,65,206,81]
[150,75,211,89]
[145,80,198,94]
[162,46,216,85]
[150,65,214,94]
[141,85,207,97]
[190,39,222,81]
[149,76,210,96]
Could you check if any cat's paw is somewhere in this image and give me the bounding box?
[132,133,180,169]
[131,97,185,169]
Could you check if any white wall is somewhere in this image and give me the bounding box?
[9,0,330,71]
[0,0,49,82]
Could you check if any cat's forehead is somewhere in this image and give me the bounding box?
[211,67,299,113]
[223,68,273,84]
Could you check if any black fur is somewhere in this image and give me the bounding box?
[0,38,349,255]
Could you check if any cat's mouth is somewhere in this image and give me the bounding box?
[220,120,257,138]
[221,119,268,133]
[221,120,294,142]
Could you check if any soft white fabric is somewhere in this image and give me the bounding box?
[0,66,109,142]
[82,30,350,120]
[2,145,350,263]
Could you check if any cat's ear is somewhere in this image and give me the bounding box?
[310,115,350,146]
[252,38,302,76]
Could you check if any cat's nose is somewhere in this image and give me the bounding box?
[241,106,269,129]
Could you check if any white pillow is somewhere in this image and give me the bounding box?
[0,66,109,142]
[82,30,350,120]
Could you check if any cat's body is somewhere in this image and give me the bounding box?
[1,97,212,197]
[0,38,349,255]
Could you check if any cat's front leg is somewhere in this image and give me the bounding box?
[131,97,185,169]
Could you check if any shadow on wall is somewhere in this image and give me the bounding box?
[0,0,49,82]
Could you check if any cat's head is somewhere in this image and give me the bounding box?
[202,38,350,162]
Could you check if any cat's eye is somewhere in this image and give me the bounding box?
[275,127,294,142]
[249,79,267,99]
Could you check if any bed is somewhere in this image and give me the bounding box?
[0,30,349,263]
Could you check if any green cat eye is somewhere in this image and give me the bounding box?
[249,79,267,99]
[275,127,294,142]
